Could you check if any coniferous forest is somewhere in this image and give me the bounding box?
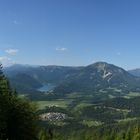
[0,64,49,140]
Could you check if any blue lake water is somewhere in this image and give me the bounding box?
[38,84,55,92]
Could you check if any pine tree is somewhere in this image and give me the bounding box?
[125,127,132,140]
[0,64,12,95]
[0,64,40,140]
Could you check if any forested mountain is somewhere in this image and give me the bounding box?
[128,69,140,77]
[4,62,140,96]
[4,64,83,93]
[9,73,42,93]
[4,64,82,83]
[54,62,140,94]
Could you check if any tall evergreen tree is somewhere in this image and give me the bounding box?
[0,64,12,95]
[0,64,40,140]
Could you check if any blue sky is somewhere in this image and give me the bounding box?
[0,0,140,69]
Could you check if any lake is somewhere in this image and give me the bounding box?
[38,84,56,92]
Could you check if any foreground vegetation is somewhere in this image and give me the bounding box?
[46,120,140,140]
[0,64,51,140]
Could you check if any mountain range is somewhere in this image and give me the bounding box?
[4,62,140,95]
[128,69,140,77]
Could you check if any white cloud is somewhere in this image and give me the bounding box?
[55,47,67,51]
[0,56,17,67]
[0,56,11,61]
[5,49,19,55]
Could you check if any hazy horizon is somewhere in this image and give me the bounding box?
[3,61,139,71]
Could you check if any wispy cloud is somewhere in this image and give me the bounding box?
[55,47,67,51]
[0,56,17,66]
[5,49,19,55]
[0,56,11,61]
